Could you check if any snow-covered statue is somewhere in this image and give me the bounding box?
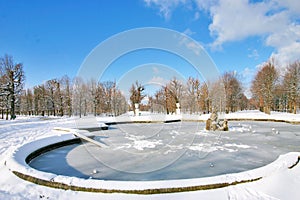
[210,111,218,131]
[220,119,228,131]
[205,118,211,130]
[206,111,228,131]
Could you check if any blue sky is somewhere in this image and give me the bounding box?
[0,0,299,97]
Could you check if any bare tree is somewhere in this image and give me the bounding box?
[20,88,34,115]
[0,68,9,119]
[129,81,145,114]
[96,82,106,114]
[60,75,72,117]
[33,84,47,116]
[199,82,210,113]
[222,72,243,112]
[72,77,87,118]
[111,82,127,116]
[88,79,99,116]
[184,77,201,114]
[164,78,183,114]
[0,55,25,119]
[283,61,300,114]
[45,79,59,116]
[100,81,114,115]
[238,94,249,111]
[208,79,226,113]
[152,88,165,113]
[78,80,127,116]
[273,83,287,112]
[112,88,127,116]
[56,81,64,116]
[251,61,278,114]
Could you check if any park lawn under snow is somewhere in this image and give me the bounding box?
[0,110,300,199]
[180,110,300,122]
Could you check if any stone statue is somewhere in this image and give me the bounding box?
[206,118,211,130]
[219,119,228,131]
[206,111,228,131]
[210,111,218,122]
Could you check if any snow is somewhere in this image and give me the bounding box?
[225,110,300,123]
[0,110,300,199]
[180,110,300,123]
[96,112,182,123]
[129,138,162,151]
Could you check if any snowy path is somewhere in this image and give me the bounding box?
[0,117,75,164]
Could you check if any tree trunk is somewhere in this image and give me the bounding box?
[60,99,63,117]
[69,105,72,117]
[79,97,82,118]
[53,104,56,116]
[84,99,87,116]
[10,95,15,120]
[6,109,9,120]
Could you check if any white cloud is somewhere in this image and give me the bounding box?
[241,67,255,79]
[207,0,300,66]
[144,0,188,20]
[276,0,300,16]
[144,0,300,67]
[194,12,200,20]
[186,41,201,55]
[265,24,300,48]
[152,66,160,74]
[179,29,203,55]
[248,49,259,60]
[208,0,288,49]
[179,29,204,55]
[183,28,195,36]
[271,42,300,67]
[179,35,202,55]
[266,24,300,67]
[194,0,217,11]
[148,76,169,85]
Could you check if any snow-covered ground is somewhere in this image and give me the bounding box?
[0,111,300,199]
[181,110,300,123]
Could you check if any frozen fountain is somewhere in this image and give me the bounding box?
[5,116,300,194]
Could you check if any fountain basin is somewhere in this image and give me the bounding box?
[5,121,300,193]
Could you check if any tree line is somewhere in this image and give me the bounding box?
[0,54,299,120]
[132,73,246,115]
[0,55,128,119]
[251,60,300,114]
[145,60,299,115]
[120,60,300,115]
[18,77,128,119]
